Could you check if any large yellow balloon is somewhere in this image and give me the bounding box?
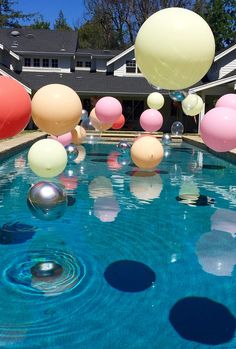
[32,84,82,136]
[90,108,112,131]
[135,8,215,90]
[131,136,164,169]
[147,92,164,110]
[28,139,67,178]
[182,95,204,116]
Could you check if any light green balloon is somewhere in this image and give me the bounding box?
[28,139,67,178]
[182,95,204,116]
[147,92,165,110]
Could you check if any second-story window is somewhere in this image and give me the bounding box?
[52,59,58,68]
[126,60,136,73]
[24,58,31,66]
[85,61,91,68]
[43,59,49,67]
[33,58,40,67]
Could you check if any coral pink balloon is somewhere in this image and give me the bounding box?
[95,97,122,123]
[216,94,236,111]
[140,109,163,132]
[112,114,125,130]
[200,107,236,152]
[49,132,72,146]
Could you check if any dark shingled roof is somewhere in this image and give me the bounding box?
[19,70,162,96]
[0,28,78,54]
[0,64,31,89]
[76,48,122,58]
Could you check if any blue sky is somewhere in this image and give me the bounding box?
[16,0,86,28]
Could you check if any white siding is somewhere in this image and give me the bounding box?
[207,50,236,81]
[22,55,71,73]
[113,51,141,77]
[75,55,92,71]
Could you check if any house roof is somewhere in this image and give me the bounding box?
[76,48,122,58]
[0,64,32,93]
[0,28,78,54]
[189,74,236,93]
[19,70,162,96]
[107,46,134,66]
[214,42,236,62]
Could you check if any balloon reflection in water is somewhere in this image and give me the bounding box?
[162,133,172,145]
[93,196,120,222]
[74,145,86,164]
[59,165,78,191]
[196,230,236,276]
[27,181,67,220]
[107,151,122,170]
[88,176,113,199]
[130,170,163,201]
[211,209,236,237]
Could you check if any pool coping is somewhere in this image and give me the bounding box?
[0,131,235,165]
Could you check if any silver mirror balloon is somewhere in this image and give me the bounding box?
[162,133,172,145]
[116,141,131,153]
[65,144,79,162]
[27,181,67,220]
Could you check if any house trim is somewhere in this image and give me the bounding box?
[107,45,134,66]
[214,44,236,62]
[189,75,236,93]
[0,68,32,94]
[0,44,20,60]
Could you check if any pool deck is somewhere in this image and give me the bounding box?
[0,131,235,164]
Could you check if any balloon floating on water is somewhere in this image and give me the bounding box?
[65,144,79,162]
[31,261,63,280]
[27,181,67,221]
[116,141,131,153]
[162,133,172,145]
[131,136,164,170]
[171,121,184,136]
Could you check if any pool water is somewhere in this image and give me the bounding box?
[0,141,236,349]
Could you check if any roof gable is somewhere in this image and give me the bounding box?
[214,43,236,62]
[107,45,134,66]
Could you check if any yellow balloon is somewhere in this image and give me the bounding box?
[28,139,67,178]
[131,136,164,169]
[135,8,215,90]
[147,92,165,110]
[182,95,204,116]
[182,94,198,111]
[32,84,82,136]
[71,125,87,145]
[90,108,112,131]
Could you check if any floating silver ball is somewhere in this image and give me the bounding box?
[116,141,131,153]
[65,144,79,162]
[162,133,172,145]
[31,261,63,280]
[169,90,186,102]
[27,181,67,220]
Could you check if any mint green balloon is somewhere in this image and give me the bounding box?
[28,139,67,178]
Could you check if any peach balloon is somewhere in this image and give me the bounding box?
[90,108,112,131]
[71,126,87,145]
[32,84,82,136]
[131,136,164,169]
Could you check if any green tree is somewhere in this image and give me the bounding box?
[0,0,34,27]
[202,0,236,51]
[29,14,50,29]
[54,10,71,30]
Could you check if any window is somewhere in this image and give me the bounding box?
[126,60,136,73]
[76,61,83,67]
[24,58,31,66]
[33,58,40,67]
[52,59,58,68]
[85,61,91,68]
[43,58,49,67]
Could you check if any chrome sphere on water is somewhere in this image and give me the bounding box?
[27,181,67,220]
[162,133,172,145]
[116,141,131,153]
[31,261,63,280]
[65,143,79,162]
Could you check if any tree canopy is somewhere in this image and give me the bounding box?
[54,10,72,30]
[29,14,50,30]
[0,0,34,27]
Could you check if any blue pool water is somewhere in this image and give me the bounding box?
[0,141,236,349]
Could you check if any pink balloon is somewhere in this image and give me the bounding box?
[216,94,236,111]
[50,132,72,146]
[95,97,122,123]
[200,107,236,152]
[140,109,163,132]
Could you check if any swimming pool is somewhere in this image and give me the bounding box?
[0,141,236,349]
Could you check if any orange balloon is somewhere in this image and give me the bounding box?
[112,114,125,130]
[0,76,31,139]
[90,108,112,131]
[131,136,164,169]
[71,125,87,145]
[32,84,82,136]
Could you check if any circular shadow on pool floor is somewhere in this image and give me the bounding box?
[0,222,36,245]
[104,260,155,292]
[203,164,226,170]
[169,296,236,345]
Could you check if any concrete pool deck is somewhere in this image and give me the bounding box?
[0,131,235,164]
